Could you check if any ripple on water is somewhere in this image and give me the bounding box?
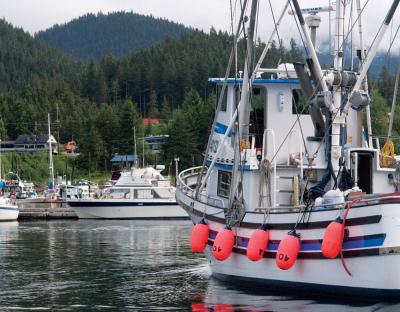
[0,220,397,310]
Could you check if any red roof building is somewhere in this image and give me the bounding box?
[142,118,160,125]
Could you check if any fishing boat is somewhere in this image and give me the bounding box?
[177,0,400,298]
[68,166,188,219]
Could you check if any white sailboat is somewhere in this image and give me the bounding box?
[177,0,400,298]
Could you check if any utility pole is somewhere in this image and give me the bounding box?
[56,103,61,154]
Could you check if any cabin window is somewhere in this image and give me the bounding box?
[217,170,231,198]
[217,85,228,112]
[292,89,309,115]
[135,189,153,199]
[250,86,267,148]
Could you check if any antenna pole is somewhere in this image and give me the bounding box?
[48,113,55,189]
[56,103,60,154]
[142,136,145,168]
[134,126,137,168]
[291,0,328,92]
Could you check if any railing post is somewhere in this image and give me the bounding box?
[262,128,277,208]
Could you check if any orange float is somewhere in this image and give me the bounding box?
[214,304,234,312]
[276,230,300,270]
[212,227,234,261]
[191,302,208,312]
[321,218,343,258]
[190,220,210,253]
[246,227,269,261]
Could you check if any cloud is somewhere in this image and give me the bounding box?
[2,0,399,53]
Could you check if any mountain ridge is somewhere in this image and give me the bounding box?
[36,11,191,60]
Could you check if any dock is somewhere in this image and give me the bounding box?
[16,200,78,220]
[18,207,78,220]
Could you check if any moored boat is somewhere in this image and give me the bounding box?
[177,0,400,298]
[0,197,19,221]
[69,166,188,219]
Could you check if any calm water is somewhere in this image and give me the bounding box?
[0,220,397,311]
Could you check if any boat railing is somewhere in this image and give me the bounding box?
[177,166,225,208]
[262,129,277,208]
[262,128,304,208]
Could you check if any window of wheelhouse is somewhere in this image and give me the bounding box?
[216,85,228,112]
[292,89,309,115]
[217,170,232,198]
[250,86,267,148]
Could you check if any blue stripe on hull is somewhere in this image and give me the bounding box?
[212,272,400,300]
[205,160,251,171]
[68,201,178,207]
[78,216,190,220]
[214,122,232,136]
[0,206,19,211]
[209,230,386,252]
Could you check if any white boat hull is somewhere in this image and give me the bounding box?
[0,205,19,221]
[177,184,400,298]
[68,199,189,219]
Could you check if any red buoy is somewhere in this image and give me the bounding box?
[191,302,208,312]
[214,304,234,312]
[190,220,210,253]
[276,230,300,270]
[246,227,269,261]
[321,218,343,258]
[212,227,234,261]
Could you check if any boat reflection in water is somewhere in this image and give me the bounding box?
[0,220,397,310]
[189,277,400,311]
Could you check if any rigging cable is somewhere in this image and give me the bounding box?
[194,0,248,198]
[265,0,371,168]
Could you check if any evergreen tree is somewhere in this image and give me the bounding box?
[148,90,159,118]
[80,126,105,170]
[0,118,7,140]
[370,88,389,136]
[160,96,171,120]
[95,104,119,157]
[119,99,142,154]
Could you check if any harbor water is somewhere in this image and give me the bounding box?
[0,220,397,311]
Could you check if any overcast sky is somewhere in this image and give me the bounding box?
[2,1,399,52]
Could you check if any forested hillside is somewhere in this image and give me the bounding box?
[37,12,190,60]
[0,15,399,181]
[0,19,80,92]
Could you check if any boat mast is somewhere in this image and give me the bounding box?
[345,0,400,114]
[196,1,289,196]
[48,113,55,189]
[228,0,259,210]
[238,0,258,143]
[291,0,329,93]
[330,0,345,175]
[356,0,372,148]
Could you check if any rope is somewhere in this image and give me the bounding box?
[340,197,363,276]
[380,138,396,168]
[258,158,272,208]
